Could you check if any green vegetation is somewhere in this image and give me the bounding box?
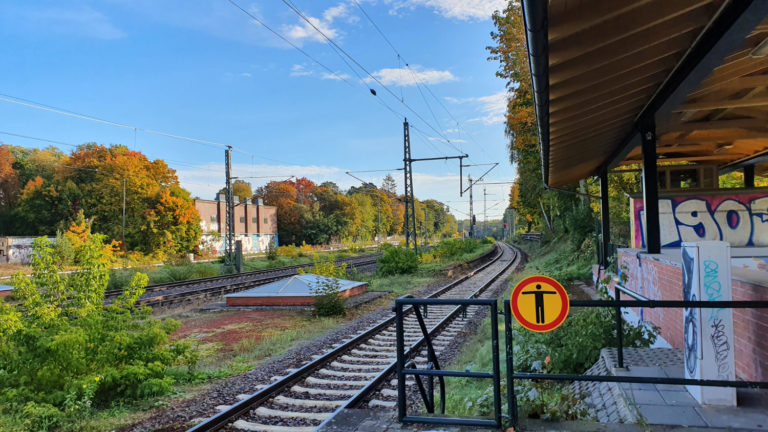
[0,234,194,432]
[299,254,349,317]
[376,244,419,276]
[257,177,458,245]
[440,240,657,424]
[0,144,201,257]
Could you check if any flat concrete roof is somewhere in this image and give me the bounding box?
[225,274,365,298]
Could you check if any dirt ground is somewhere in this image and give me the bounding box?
[171,309,307,354]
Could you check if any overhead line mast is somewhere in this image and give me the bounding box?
[402,119,468,252]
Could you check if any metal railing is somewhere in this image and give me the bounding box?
[395,297,502,428]
[504,296,768,427]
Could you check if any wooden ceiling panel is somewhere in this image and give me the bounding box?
[551,30,699,85]
[550,8,708,70]
[548,0,712,64]
[550,70,669,114]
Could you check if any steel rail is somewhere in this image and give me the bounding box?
[104,253,381,299]
[187,243,510,432]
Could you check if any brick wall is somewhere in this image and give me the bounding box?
[596,250,768,381]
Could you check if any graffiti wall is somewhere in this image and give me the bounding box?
[631,191,768,248]
[682,242,736,405]
[0,237,55,264]
[199,233,278,256]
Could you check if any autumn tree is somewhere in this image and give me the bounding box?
[489,2,543,230]
[1,144,201,255]
[219,179,253,202]
[381,174,398,195]
[0,145,20,210]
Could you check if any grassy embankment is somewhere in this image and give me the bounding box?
[55,241,494,432]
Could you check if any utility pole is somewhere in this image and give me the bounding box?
[422,207,428,245]
[376,193,381,242]
[224,146,235,266]
[122,178,126,251]
[402,118,468,251]
[403,119,417,253]
[483,185,488,238]
[468,175,474,238]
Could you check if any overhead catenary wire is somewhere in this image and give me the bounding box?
[277,0,457,146]
[350,0,492,159]
[0,93,298,167]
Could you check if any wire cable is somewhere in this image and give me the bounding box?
[277,0,455,145]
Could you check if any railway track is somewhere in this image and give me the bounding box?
[187,242,520,432]
[104,253,381,309]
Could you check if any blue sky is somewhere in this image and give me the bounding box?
[0,0,513,221]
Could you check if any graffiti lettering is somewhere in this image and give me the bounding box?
[682,248,698,376]
[634,194,768,248]
[710,318,731,380]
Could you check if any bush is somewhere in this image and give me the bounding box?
[277,245,299,258]
[432,238,481,259]
[513,307,657,375]
[482,236,495,244]
[298,241,313,257]
[266,239,278,261]
[299,255,348,317]
[376,244,419,276]
[0,236,194,429]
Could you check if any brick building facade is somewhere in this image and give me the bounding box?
[194,195,278,255]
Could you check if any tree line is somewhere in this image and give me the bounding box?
[0,144,201,257]
[0,144,459,255]
[254,175,458,245]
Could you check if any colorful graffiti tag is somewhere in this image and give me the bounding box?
[632,192,768,248]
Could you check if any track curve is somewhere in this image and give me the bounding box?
[187,242,521,432]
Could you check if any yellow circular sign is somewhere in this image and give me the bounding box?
[510,275,569,332]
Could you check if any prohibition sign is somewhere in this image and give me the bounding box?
[511,275,569,332]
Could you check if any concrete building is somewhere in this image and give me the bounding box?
[194,195,278,255]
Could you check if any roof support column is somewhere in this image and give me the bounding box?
[600,168,611,269]
[640,119,660,254]
[744,165,755,189]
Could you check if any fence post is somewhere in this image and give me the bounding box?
[615,287,624,369]
[396,301,406,421]
[491,301,501,428]
[504,300,518,426]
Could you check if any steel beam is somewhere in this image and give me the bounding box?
[640,119,660,254]
[600,168,610,268]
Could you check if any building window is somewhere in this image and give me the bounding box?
[252,217,258,223]
[210,215,217,222]
[263,218,268,224]
[240,217,245,223]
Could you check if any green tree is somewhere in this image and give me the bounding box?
[0,235,192,430]
[381,174,397,195]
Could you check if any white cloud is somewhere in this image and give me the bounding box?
[388,0,506,21]
[290,64,313,77]
[366,66,457,87]
[28,6,125,39]
[321,72,352,81]
[239,72,252,78]
[447,90,508,125]
[283,2,351,44]
[470,91,508,125]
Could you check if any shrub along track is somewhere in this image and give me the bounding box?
[182,243,521,432]
[103,254,381,309]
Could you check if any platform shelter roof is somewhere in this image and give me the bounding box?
[525,0,768,187]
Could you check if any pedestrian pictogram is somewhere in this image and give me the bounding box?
[511,275,569,332]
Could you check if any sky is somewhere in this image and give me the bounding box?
[0,0,513,221]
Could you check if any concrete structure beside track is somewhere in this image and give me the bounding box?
[224,274,368,306]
